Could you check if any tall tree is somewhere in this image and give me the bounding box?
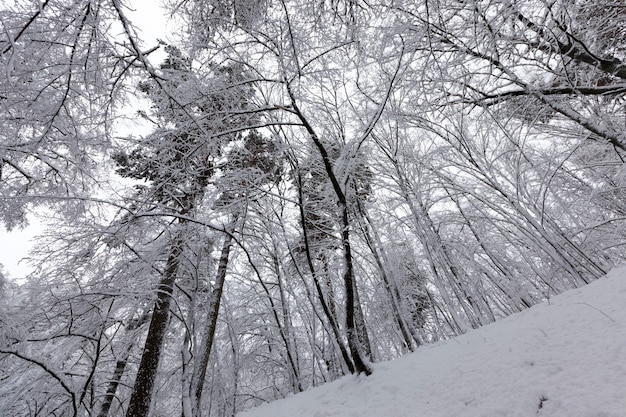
[113,47,258,417]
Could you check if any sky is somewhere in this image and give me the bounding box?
[238,266,626,417]
[125,0,171,48]
[0,221,40,279]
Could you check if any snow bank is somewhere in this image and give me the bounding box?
[239,267,626,417]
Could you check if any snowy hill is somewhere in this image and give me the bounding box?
[239,268,626,417]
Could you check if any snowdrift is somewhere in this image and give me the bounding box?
[239,267,626,417]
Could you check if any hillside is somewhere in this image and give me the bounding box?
[239,268,626,417]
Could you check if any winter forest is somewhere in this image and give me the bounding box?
[1,0,625,416]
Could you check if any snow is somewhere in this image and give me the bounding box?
[239,267,626,417]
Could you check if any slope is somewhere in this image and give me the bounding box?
[239,267,626,417]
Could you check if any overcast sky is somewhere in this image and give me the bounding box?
[0,223,39,280]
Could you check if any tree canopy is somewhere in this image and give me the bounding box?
[1,0,626,416]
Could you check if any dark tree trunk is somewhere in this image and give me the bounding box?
[296,174,355,374]
[341,206,373,375]
[125,236,183,417]
[98,357,128,417]
[288,85,372,375]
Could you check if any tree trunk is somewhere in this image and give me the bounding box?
[98,357,129,417]
[125,236,183,417]
[273,252,303,393]
[352,275,374,361]
[287,91,373,375]
[190,229,234,417]
[341,205,373,375]
[295,173,356,374]
[98,313,149,417]
[357,204,419,352]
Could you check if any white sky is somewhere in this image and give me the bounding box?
[0,0,172,280]
[0,221,40,280]
[125,0,172,49]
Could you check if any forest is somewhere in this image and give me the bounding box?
[0,0,625,416]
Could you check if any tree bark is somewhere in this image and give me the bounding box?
[288,88,372,375]
[341,206,373,375]
[125,235,183,417]
[295,172,356,374]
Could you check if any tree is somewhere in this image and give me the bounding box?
[4,0,626,415]
[0,0,145,229]
[111,46,259,417]
[390,0,626,149]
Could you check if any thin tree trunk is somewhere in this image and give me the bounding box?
[295,172,356,374]
[287,237,352,376]
[356,203,419,351]
[341,205,373,375]
[98,357,129,417]
[191,228,234,417]
[273,252,303,393]
[352,276,374,361]
[395,174,470,334]
[98,314,149,417]
[287,90,372,375]
[447,190,535,312]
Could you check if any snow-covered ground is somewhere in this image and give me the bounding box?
[239,267,626,417]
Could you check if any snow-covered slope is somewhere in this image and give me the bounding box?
[239,267,626,417]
